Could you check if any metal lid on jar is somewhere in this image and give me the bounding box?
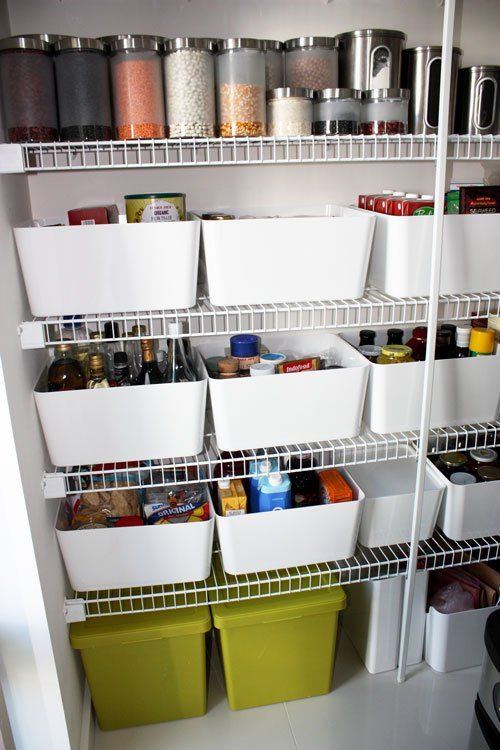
[477,466,500,482]
[336,29,406,40]
[363,88,411,100]
[440,452,467,468]
[460,65,500,73]
[267,87,313,100]
[54,36,106,52]
[166,37,216,53]
[107,34,162,52]
[380,344,412,359]
[261,40,284,51]
[470,448,498,463]
[217,38,265,53]
[201,212,235,220]
[0,35,51,52]
[285,36,337,50]
[404,46,462,55]
[314,88,362,100]
[23,33,70,46]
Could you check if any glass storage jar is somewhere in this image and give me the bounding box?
[54,37,112,141]
[164,37,216,138]
[109,35,165,140]
[0,36,58,143]
[312,88,361,135]
[267,87,312,136]
[216,38,266,137]
[284,37,338,91]
[361,88,409,135]
[262,40,284,90]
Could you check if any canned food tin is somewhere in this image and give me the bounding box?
[125,192,186,223]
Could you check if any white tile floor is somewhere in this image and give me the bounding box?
[94,629,481,750]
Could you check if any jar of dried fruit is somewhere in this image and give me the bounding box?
[216,38,266,137]
[360,88,410,135]
[284,37,338,91]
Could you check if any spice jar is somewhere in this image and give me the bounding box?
[164,38,216,138]
[436,452,468,479]
[109,35,165,140]
[267,87,312,136]
[0,36,58,143]
[312,88,361,135]
[54,37,112,141]
[284,37,338,91]
[361,88,409,135]
[469,448,498,473]
[262,40,284,90]
[216,38,266,137]
[376,345,414,364]
[477,466,500,483]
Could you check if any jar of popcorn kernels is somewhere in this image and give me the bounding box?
[267,87,313,136]
[216,38,266,137]
[284,37,338,91]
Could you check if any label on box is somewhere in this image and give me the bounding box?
[278,357,320,374]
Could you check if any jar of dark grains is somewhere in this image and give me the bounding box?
[54,37,112,141]
[313,88,361,135]
[0,35,58,143]
[360,88,409,135]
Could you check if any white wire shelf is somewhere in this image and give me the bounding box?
[1,134,499,173]
[42,421,500,499]
[63,529,500,622]
[19,290,500,349]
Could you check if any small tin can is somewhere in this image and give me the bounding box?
[125,192,186,223]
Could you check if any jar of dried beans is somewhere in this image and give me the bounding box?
[164,37,216,138]
[216,38,266,137]
[0,36,58,143]
[54,37,112,141]
[267,88,312,136]
[262,40,284,90]
[313,88,361,135]
[284,37,338,91]
[109,35,165,140]
[360,88,409,135]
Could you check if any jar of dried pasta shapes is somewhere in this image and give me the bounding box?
[216,38,266,137]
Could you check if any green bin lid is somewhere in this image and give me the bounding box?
[70,606,211,649]
[211,586,346,630]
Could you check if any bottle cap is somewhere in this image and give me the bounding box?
[470,327,495,354]
[477,466,500,482]
[387,327,404,336]
[114,351,128,366]
[456,326,471,347]
[381,345,412,359]
[450,472,477,485]
[250,362,274,376]
[412,326,427,338]
[261,352,287,364]
[155,349,165,363]
[440,452,467,469]
[140,338,154,350]
[90,331,103,340]
[89,353,105,370]
[218,478,230,489]
[259,459,272,474]
[55,343,72,352]
[131,324,147,336]
[470,448,498,464]
[168,322,181,338]
[230,334,259,358]
[268,472,282,486]
[104,321,120,338]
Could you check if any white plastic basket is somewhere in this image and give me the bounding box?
[348,458,444,548]
[14,216,200,315]
[55,490,214,591]
[366,211,500,297]
[214,469,364,575]
[198,204,375,306]
[425,604,498,673]
[427,459,500,540]
[195,333,369,452]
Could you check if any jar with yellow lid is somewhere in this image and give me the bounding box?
[469,326,495,356]
[376,344,414,364]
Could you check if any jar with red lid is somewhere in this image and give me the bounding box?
[406,326,427,361]
[360,88,409,135]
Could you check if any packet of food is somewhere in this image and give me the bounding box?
[68,484,140,529]
[142,485,209,524]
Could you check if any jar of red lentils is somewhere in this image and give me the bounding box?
[216,38,266,137]
[108,34,165,140]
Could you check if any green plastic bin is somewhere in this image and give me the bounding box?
[211,586,346,710]
[70,606,211,730]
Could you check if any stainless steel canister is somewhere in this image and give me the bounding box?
[455,65,500,135]
[336,29,406,90]
[402,46,461,134]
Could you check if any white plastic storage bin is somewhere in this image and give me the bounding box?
[196,333,369,452]
[34,353,207,465]
[344,329,500,433]
[55,492,214,591]
[348,458,444,547]
[14,217,200,315]
[367,211,500,297]
[427,459,500,541]
[425,604,498,673]
[343,572,428,674]
[214,469,364,575]
[198,204,375,306]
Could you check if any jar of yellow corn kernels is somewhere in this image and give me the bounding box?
[216,38,266,137]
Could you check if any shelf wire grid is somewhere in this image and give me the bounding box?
[23,289,500,348]
[66,530,500,621]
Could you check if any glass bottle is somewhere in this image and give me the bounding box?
[376,345,414,364]
[135,339,163,385]
[387,328,404,345]
[47,344,86,392]
[405,326,427,362]
[110,351,131,387]
[155,349,166,375]
[86,353,110,389]
[435,329,453,359]
[126,324,148,377]
[104,321,123,374]
[359,329,376,347]
[166,323,197,382]
[74,346,90,380]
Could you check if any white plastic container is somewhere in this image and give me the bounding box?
[344,329,500,433]
[214,469,364,575]
[14,218,200,316]
[425,604,498,673]
[34,352,207,465]
[427,459,500,540]
[348,458,444,547]
[367,211,500,297]
[343,571,428,674]
[199,204,375,306]
[55,492,214,591]
[196,333,369,452]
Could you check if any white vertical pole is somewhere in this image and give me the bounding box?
[397,0,457,683]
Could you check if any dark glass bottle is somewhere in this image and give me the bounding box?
[405,326,427,362]
[110,351,131,387]
[455,326,471,358]
[135,339,163,385]
[435,329,453,359]
[359,329,376,347]
[47,343,86,391]
[470,312,488,328]
[387,328,404,345]
[440,323,457,348]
